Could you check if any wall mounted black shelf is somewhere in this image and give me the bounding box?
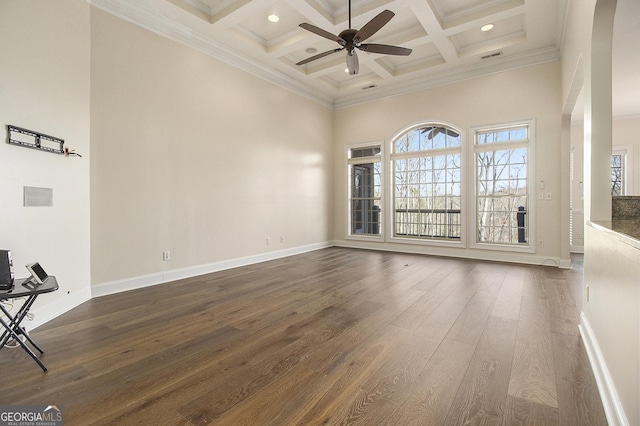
[7,125,64,155]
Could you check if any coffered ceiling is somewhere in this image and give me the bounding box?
[91,0,567,109]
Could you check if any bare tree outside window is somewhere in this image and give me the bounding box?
[611,154,624,196]
[392,125,462,240]
[475,126,530,245]
[348,145,382,236]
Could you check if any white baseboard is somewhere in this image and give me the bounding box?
[334,239,566,268]
[28,287,92,331]
[23,241,569,332]
[92,241,331,298]
[571,245,585,254]
[579,312,629,426]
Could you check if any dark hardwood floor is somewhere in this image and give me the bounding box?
[0,248,607,425]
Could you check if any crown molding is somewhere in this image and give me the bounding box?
[88,0,334,108]
[333,46,561,109]
[88,0,560,111]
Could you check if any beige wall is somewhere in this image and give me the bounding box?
[563,0,639,424]
[570,120,585,251]
[333,61,565,265]
[0,0,91,325]
[90,8,333,285]
[612,116,640,195]
[570,115,640,251]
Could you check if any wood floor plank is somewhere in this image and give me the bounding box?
[382,338,477,425]
[544,278,581,336]
[359,331,430,403]
[523,268,550,300]
[552,332,608,425]
[508,295,557,408]
[0,249,608,425]
[286,325,414,425]
[302,290,422,376]
[445,276,502,346]
[444,316,519,425]
[390,276,457,331]
[508,316,558,408]
[325,387,398,425]
[491,266,525,320]
[206,365,323,426]
[504,395,560,425]
[87,305,341,424]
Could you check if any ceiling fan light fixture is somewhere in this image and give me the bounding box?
[268,14,280,23]
[481,23,494,32]
[346,50,359,75]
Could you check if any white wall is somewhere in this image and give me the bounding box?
[90,8,334,287]
[583,224,639,426]
[332,61,566,266]
[0,1,92,327]
[562,0,639,424]
[570,115,640,251]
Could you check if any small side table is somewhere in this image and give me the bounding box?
[0,276,59,372]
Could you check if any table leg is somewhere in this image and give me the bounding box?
[0,315,47,372]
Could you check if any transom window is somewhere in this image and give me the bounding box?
[391,125,462,241]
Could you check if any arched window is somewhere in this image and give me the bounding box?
[391,124,462,242]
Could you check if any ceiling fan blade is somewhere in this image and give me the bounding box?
[358,43,412,56]
[346,50,359,75]
[421,127,460,139]
[296,48,344,65]
[354,10,395,43]
[299,23,343,44]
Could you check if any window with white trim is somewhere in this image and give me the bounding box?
[473,123,532,247]
[391,125,462,242]
[348,144,382,237]
[611,150,626,195]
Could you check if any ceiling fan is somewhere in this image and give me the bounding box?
[296,0,412,75]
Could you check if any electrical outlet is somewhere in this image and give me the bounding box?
[280,236,284,243]
[163,251,170,261]
[266,238,271,245]
[546,192,552,200]
[538,239,544,247]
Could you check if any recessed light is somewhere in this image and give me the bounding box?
[306,47,317,54]
[481,23,494,32]
[268,14,279,23]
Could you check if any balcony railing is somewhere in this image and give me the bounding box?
[394,208,461,239]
